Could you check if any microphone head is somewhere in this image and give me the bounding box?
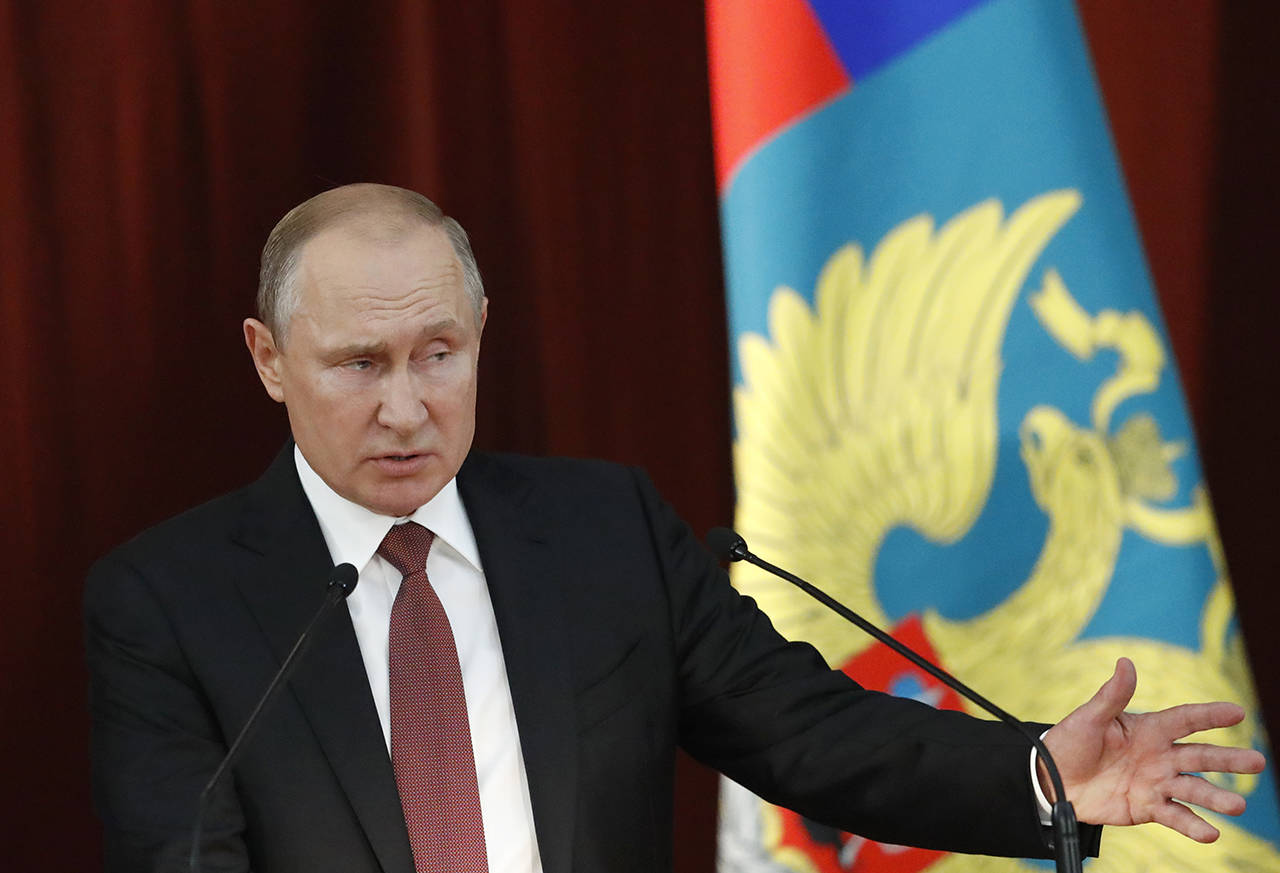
[328,563,359,597]
[706,527,749,562]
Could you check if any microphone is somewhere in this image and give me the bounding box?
[188,563,359,873]
[706,527,1082,873]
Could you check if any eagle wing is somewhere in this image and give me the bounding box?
[731,191,1081,663]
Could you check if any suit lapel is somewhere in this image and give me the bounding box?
[459,454,578,873]
[233,447,414,873]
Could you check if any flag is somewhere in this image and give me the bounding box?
[705,1,1279,871]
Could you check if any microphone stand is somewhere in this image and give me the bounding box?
[708,529,1082,873]
[188,563,359,873]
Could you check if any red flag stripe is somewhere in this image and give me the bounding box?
[705,0,851,190]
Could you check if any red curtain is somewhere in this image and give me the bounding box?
[1,2,1275,869]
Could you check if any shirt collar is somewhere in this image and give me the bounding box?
[293,445,482,574]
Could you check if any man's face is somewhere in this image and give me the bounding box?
[245,222,486,516]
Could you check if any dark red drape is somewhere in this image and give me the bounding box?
[1,2,1275,870]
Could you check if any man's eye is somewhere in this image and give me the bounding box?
[346,359,374,371]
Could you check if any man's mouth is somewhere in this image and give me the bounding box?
[372,453,429,474]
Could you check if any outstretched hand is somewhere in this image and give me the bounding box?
[1041,658,1266,842]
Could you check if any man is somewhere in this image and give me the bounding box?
[85,183,1264,873]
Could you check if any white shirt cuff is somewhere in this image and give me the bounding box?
[1029,730,1053,826]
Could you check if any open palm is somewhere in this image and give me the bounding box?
[1043,658,1266,842]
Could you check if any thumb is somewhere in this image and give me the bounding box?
[1080,657,1137,727]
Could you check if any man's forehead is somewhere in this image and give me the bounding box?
[288,231,467,341]
[296,223,459,295]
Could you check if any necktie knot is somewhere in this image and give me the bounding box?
[378,521,435,578]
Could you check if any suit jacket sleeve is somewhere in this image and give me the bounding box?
[626,465,1099,858]
[84,550,253,873]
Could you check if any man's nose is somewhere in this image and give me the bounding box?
[376,368,428,433]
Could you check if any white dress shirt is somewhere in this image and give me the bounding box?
[294,447,543,873]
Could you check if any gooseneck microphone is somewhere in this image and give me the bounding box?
[189,563,359,873]
[705,527,1082,873]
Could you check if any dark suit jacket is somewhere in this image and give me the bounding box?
[85,447,1091,872]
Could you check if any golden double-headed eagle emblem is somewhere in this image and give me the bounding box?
[724,191,1276,872]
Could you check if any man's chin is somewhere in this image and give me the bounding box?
[358,476,445,518]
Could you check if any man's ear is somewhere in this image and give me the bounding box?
[243,318,286,403]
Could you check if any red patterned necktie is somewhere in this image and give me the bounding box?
[379,521,489,873]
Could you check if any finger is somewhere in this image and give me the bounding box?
[1150,800,1221,843]
[1169,773,1247,817]
[1151,702,1247,741]
[1079,657,1137,727]
[1175,742,1267,776]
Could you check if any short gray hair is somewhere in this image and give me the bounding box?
[257,183,484,346]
